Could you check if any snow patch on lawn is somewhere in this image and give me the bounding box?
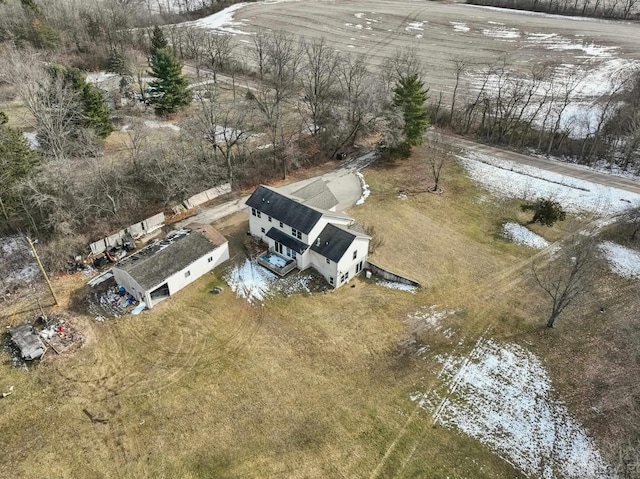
[405,21,425,31]
[376,280,417,293]
[408,305,457,331]
[482,25,520,40]
[457,150,640,214]
[418,338,614,478]
[450,21,470,33]
[86,71,118,84]
[600,241,640,278]
[223,258,312,303]
[23,132,39,149]
[355,172,370,205]
[502,222,550,249]
[0,237,40,288]
[144,120,181,131]
[186,2,251,34]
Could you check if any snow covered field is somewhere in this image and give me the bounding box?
[413,338,614,478]
[458,150,640,214]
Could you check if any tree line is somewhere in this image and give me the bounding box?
[431,56,640,174]
[0,19,427,270]
[465,0,640,20]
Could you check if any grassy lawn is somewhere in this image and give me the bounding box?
[1,145,637,478]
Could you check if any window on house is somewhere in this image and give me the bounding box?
[185,270,191,278]
[261,227,265,233]
[208,256,213,263]
[329,277,334,285]
[292,227,297,236]
[268,216,272,222]
[353,250,357,260]
[279,221,283,228]
[257,211,262,218]
[326,258,330,264]
[251,208,257,216]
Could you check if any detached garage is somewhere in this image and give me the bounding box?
[112,223,229,309]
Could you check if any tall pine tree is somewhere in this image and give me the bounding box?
[150,26,168,57]
[0,111,40,224]
[148,49,192,115]
[48,65,112,139]
[393,74,429,148]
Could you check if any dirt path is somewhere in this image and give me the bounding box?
[432,131,640,194]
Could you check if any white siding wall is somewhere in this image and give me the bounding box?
[335,237,369,287]
[112,269,146,303]
[248,207,312,268]
[114,242,230,309]
[307,249,338,285]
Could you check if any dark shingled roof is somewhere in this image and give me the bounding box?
[292,179,339,211]
[115,229,220,290]
[310,224,360,263]
[246,185,322,234]
[266,228,309,254]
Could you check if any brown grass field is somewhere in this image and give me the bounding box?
[229,0,640,101]
[2,144,639,478]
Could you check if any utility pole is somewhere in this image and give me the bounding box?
[25,236,58,306]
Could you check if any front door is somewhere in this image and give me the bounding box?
[275,242,283,254]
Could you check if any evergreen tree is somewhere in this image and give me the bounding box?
[521,199,566,227]
[82,82,112,138]
[49,65,112,139]
[150,26,168,57]
[393,74,429,148]
[148,49,192,115]
[107,48,129,77]
[0,111,41,223]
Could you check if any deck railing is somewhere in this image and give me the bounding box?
[257,250,297,276]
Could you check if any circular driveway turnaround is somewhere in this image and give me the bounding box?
[175,152,374,228]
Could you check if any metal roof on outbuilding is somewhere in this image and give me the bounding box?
[246,185,323,234]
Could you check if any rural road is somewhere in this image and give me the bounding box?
[432,131,640,195]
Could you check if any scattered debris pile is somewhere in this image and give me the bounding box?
[37,316,84,355]
[89,283,139,320]
[9,323,45,360]
[4,315,85,366]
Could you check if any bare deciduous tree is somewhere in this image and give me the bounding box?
[424,135,450,192]
[532,234,599,328]
[193,84,252,187]
[300,38,341,137]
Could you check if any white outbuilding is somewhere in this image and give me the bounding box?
[112,223,229,309]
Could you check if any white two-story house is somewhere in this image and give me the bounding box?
[246,185,370,288]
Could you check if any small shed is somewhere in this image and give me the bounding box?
[112,223,229,309]
[9,323,46,360]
